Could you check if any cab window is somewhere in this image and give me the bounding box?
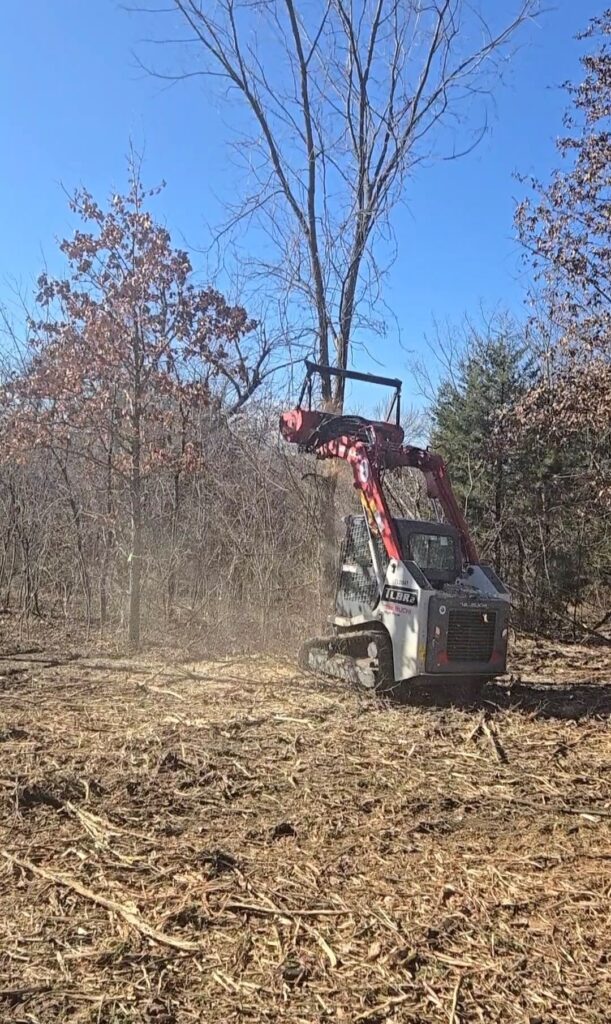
[409,532,458,576]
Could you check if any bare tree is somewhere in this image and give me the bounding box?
[140,0,536,405]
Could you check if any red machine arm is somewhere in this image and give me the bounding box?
[386,444,479,565]
[317,435,404,561]
[279,410,479,566]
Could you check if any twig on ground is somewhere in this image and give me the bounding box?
[1,851,201,952]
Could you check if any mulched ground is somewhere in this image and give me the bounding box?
[0,635,610,1023]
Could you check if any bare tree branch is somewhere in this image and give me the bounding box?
[138,0,537,411]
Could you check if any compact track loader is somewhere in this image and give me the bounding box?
[280,361,510,700]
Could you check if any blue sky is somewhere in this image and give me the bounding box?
[0,1,598,404]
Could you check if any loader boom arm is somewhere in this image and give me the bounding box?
[280,366,479,565]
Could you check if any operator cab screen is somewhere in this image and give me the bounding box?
[395,521,460,586]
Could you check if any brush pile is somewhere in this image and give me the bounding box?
[0,637,610,1022]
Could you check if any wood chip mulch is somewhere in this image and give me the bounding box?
[0,637,610,1022]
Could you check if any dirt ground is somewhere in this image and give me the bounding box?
[0,632,610,1023]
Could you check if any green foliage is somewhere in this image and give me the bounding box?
[431,330,533,568]
[430,327,610,632]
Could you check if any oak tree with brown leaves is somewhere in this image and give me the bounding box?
[502,12,611,632]
[515,9,611,473]
[4,168,268,646]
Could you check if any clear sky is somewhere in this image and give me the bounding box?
[0,1,598,404]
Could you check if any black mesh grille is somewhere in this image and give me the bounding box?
[336,516,379,615]
[447,610,496,663]
[337,568,379,606]
[347,517,371,563]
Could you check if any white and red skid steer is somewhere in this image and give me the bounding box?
[280,361,510,701]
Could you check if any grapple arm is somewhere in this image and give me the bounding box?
[279,405,478,566]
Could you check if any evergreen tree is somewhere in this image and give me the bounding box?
[431,330,533,576]
[431,326,609,633]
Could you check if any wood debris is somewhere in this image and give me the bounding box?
[0,637,610,1021]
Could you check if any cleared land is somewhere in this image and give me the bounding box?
[0,636,610,1023]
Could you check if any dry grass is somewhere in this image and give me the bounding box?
[0,634,610,1023]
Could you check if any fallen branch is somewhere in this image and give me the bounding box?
[466,715,485,743]
[1,851,200,952]
[500,797,611,819]
[77,660,157,674]
[449,975,462,1024]
[466,715,508,763]
[549,607,611,646]
[591,609,611,633]
[225,900,349,918]
[0,985,52,1002]
[136,681,188,702]
[354,991,412,1021]
[482,720,508,764]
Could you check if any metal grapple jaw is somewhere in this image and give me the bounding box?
[279,408,404,451]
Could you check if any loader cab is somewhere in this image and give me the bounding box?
[335,515,462,621]
[395,519,461,588]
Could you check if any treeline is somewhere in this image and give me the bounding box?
[0,402,330,652]
[429,324,610,636]
[0,178,329,650]
[428,10,611,640]
[2,318,608,648]
[0,179,608,649]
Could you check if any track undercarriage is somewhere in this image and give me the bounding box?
[299,629,488,705]
[299,628,394,692]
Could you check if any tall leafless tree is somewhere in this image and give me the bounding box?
[140,0,536,405]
